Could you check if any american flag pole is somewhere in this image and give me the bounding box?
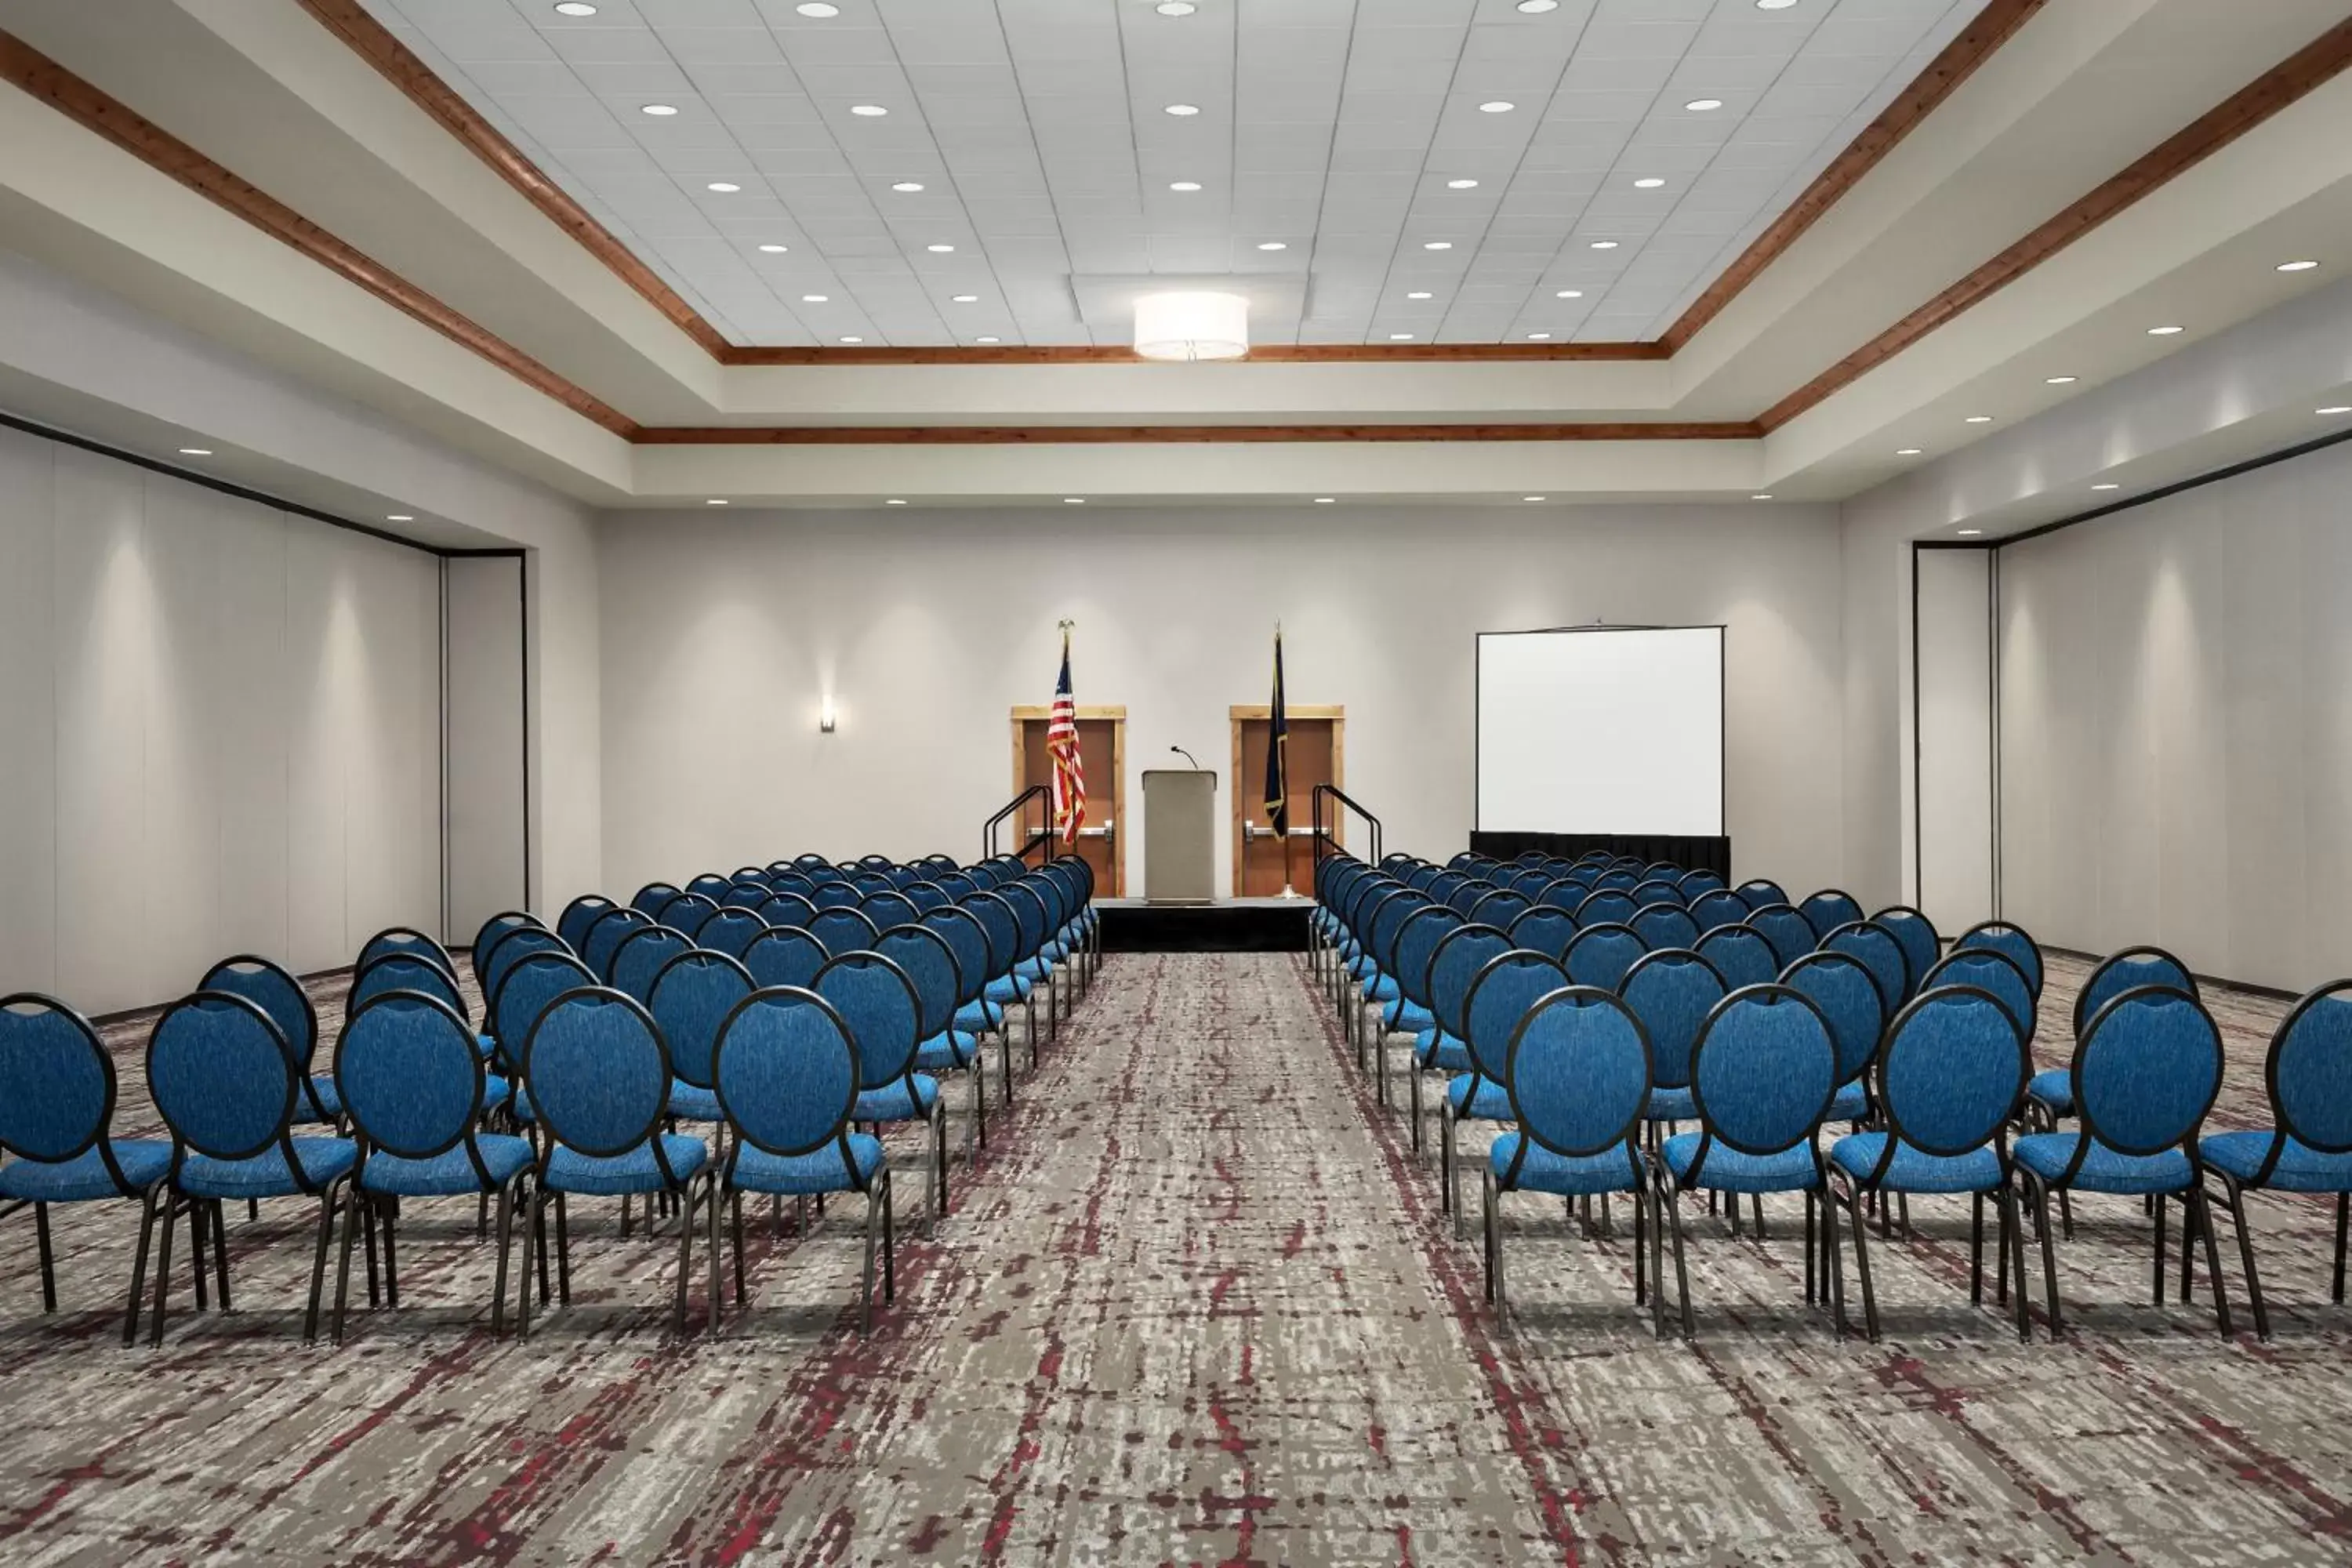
[1047,620,1086,855]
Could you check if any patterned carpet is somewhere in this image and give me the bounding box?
[3,951,2350,1565]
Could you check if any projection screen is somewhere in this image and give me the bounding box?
[1475,626,1725,836]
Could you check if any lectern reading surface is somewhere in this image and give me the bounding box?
[1142,768,1218,904]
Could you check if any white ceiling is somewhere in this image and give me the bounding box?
[362,0,1987,348]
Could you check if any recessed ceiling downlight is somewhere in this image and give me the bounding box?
[2092,484,2120,492]
[178,447,212,456]
[1685,98,1722,111]
[1633,177,1665,189]
[1958,528,1983,535]
[1170,180,1203,191]
[1555,289,1583,298]
[1134,290,1248,361]
[1964,415,1992,423]
[2045,375,2077,385]
[554,2,598,14]
[1165,103,1200,116]
[1407,291,1433,299]
[1063,497,1086,504]
[706,181,741,193]
[839,336,862,343]
[641,103,679,116]
[1257,241,1287,251]
[850,104,888,116]
[1751,494,1773,501]
[886,498,907,505]
[1388,332,1414,340]
[2321,405,2352,416]
[1527,332,1552,340]
[891,181,924,192]
[802,293,828,302]
[2278,260,2321,272]
[951,293,978,303]
[927,243,956,252]
[1757,0,1798,9]
[1517,0,1559,10]
[1896,448,1922,456]
[796,1,839,13]
[387,513,415,521]
[1589,240,1619,250]
[1522,495,1547,502]
[976,336,1000,343]
[757,243,788,252]
[1423,241,1452,250]
[1156,1,1197,13]
[1313,496,1336,503]
[1446,178,1479,189]
[1479,100,1515,114]
[2147,325,2183,336]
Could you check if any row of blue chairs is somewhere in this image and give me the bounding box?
[0,851,1095,1345]
[1314,848,2352,1343]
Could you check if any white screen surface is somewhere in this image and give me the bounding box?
[1476,627,1724,836]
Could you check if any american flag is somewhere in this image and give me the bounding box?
[1048,628,1086,847]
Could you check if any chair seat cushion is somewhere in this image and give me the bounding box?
[2027,1068,2073,1116]
[474,1031,498,1059]
[543,1133,710,1196]
[1416,1029,1471,1073]
[1661,1133,1819,1194]
[854,1076,941,1122]
[2013,1132,2191,1195]
[1828,1132,2002,1195]
[668,1081,723,1122]
[0,1139,172,1203]
[1387,999,1434,1033]
[1490,1134,1644,1196]
[955,1000,1005,1033]
[1361,974,1399,1004]
[1017,957,1054,982]
[178,1137,359,1200]
[915,1030,981,1071]
[1446,1075,1514,1122]
[985,975,1032,1004]
[729,1132,886,1197]
[1645,1085,1697,1121]
[2201,1130,2352,1193]
[1828,1078,1870,1123]
[361,1134,535,1197]
[296,1075,343,1123]
[484,1076,513,1112]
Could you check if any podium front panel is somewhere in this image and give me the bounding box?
[1142,769,1218,904]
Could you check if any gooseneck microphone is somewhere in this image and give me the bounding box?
[1170,745,1203,770]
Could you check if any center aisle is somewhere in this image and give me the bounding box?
[682,951,1586,1564]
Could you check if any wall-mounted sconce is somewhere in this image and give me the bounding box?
[819,695,837,733]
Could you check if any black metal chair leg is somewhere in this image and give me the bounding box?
[2336,1193,2348,1305]
[731,1189,750,1306]
[2191,1186,2231,1338]
[2153,1194,2168,1305]
[124,1187,163,1347]
[491,1179,515,1338]
[34,1203,56,1313]
[881,1173,895,1302]
[1663,1174,1694,1340]
[2217,1175,2269,1341]
[333,1187,361,1344]
[1970,1192,1985,1305]
[2031,1176,2063,1338]
[1848,1181,1881,1341]
[672,1180,696,1335]
[302,1179,342,1344]
[554,1192,572,1305]
[2003,1185,2031,1342]
[210,1200,231,1312]
[189,1200,209,1313]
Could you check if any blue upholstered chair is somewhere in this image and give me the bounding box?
[1956,920,2045,1000]
[965,891,1043,1067]
[1614,946,1721,1132]
[1777,950,1885,1126]
[1690,888,1751,935]
[332,990,535,1340]
[711,987,893,1333]
[648,949,757,1131]
[201,956,337,1124]
[1869,906,1941,1003]
[810,881,862,912]
[522,986,713,1333]
[879,924,988,1164]
[1414,924,1511,1160]
[611,925,694,1006]
[1630,904,1700,953]
[1733,878,1786,910]
[922,906,1017,1105]
[1678,869,1726,898]
[758,892,818,931]
[143,991,358,1345]
[655,892,719,942]
[487,949,595,1083]
[1485,985,1658,1329]
[2201,979,2352,1340]
[808,906,882,960]
[482,925,573,1012]
[1826,985,2029,1341]
[1506,906,1576,963]
[686,873,734,902]
[1821,920,1911,1018]
[697,906,771,960]
[719,881,770,909]
[2027,946,2198,1131]
[1355,888,1428,1073]
[2013,985,2230,1338]
[1657,985,1840,1338]
[358,927,456,982]
[471,909,543,974]
[862,890,919,934]
[1385,905,1461,1109]
[1468,888,1530,930]
[631,882,684,916]
[557,895,617,954]
[1574,889,1639,928]
[580,907,652,983]
[1536,877,1589,914]
[1444,879,1491,917]
[1798,890,1865,942]
[1443,950,1570,1237]
[0,993,171,1327]
[815,952,949,1232]
[350,954,468,1029]
[906,880,952,917]
[1001,878,1064,1039]
[1696,923,1779,992]
[1745,905,1818,970]
[1564,923,1648,992]
[1630,879,1684,910]
[1921,949,2035,1047]
[1596,869,1637,892]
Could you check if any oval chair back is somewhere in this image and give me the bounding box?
[611,925,693,1004]
[1574,889,1639,928]
[809,906,883,960]
[934,871,980,901]
[1596,870,1637,891]
[521,988,676,1161]
[1734,879,1786,910]
[657,893,719,941]
[1503,988,1651,1182]
[1536,878,1587,913]
[1874,985,2027,1163]
[1777,949,1886,1091]
[1798,889,1865,941]
[1678,868,1726,898]
[1870,906,1941,1002]
[335,991,492,1166]
[1462,950,1571,1085]
[906,881,953,916]
[863,891,920,931]
[1506,906,1577,963]
[648,949,757,1091]
[814,951,923,1092]
[470,910,542,968]
[147,991,299,1167]
[713,988,863,1170]
[358,927,456,982]
[2264,981,2352,1160]
[1440,877,1486,917]
[759,892,818,929]
[1001,881,1054,964]
[1686,985,1837,1166]
[488,951,594,1073]
[0,993,125,1172]
[1617,948,1727,1096]
[350,954,466,1022]
[1955,920,2045,1000]
[1745,904,1817,968]
[920,908,994,1010]
[1630,904,1699,952]
[810,882,862,912]
[697,907,770,959]
[1467,888,1530,929]
[741,926,832,993]
[2068,985,2222,1164]
[1563,923,1647,992]
[1695,924,1778,992]
[581,908,652,983]
[2074,947,2196,1041]
[875,924,961,1044]
[1920,949,2035,1048]
[1363,888,1425,975]
[1427,924,1513,1044]
[630,883,683,917]
[1631,880,1684,910]
[557,895,615,953]
[482,925,571,1004]
[1690,889,1751,935]
[963,893,1025,985]
[1394,906,1464,1013]
[199,956,323,1113]
[686,873,733,901]
[719,882,769,909]
[1821,920,1910,1018]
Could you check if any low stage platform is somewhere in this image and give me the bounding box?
[1096,896,1312,953]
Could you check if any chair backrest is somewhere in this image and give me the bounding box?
[1446,878,1494,917]
[964,893,1024,978]
[2074,946,2196,1040]
[852,872,895,896]
[1820,920,1910,1017]
[1595,869,1637,891]
[719,882,770,909]
[657,892,719,940]
[813,951,923,1091]
[920,906,995,1007]
[810,881,862,911]
[1001,881,1053,962]
[809,906,883,959]
[1629,904,1699,952]
[1745,904,1817,967]
[1690,985,1836,1156]
[488,950,595,1068]
[1505,906,1577,962]
[1734,878,1786,910]
[713,987,863,1163]
[1919,949,2035,1046]
[1563,923,1647,992]
[1393,905,1464,1009]
[740,926,832,993]
[1678,868,1726,897]
[874,924,960,1043]
[350,953,466,1021]
[611,925,694,1004]
[1462,950,1572,1083]
[1695,924,1779,991]
[863,891,920,931]
[2267,980,2352,1156]
[1870,906,1941,1000]
[1690,888,1751,935]
[1776,949,1886,1089]
[1797,889,1865,940]
[935,870,980,900]
[697,906,770,959]
[1504,987,1650,1164]
[648,948,757,1090]
[1427,924,1514,1042]
[2071,985,2222,1159]
[630,882,684,917]
[906,880,953,916]
[1574,889,1639,927]
[582,907,653,982]
[1955,920,2044,999]
[521,987,674,1160]
[1364,887,1425,971]
[147,991,296,1163]
[759,892,818,929]
[482,924,571,1002]
[199,955,318,1073]
[1535,878,1586,913]
[335,991,488,1163]
[0,993,118,1167]
[557,895,616,953]
[686,873,733,901]
[1467,888,1530,929]
[470,910,542,967]
[1617,949,1728,1093]
[358,927,456,981]
[1630,880,1684,910]
[1874,985,2027,1161]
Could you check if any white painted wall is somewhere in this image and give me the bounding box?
[596,503,1848,901]
[1997,437,2352,991]
[0,425,441,1014]
[444,554,528,941]
[1917,547,1993,933]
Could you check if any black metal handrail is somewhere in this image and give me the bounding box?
[984,785,1049,861]
[1311,783,1381,868]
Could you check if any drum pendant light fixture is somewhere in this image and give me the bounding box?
[1133,290,1249,361]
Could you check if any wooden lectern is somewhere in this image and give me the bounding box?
[1142,768,1218,904]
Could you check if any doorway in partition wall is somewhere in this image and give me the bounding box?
[1230,705,1342,897]
[1011,705,1125,897]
